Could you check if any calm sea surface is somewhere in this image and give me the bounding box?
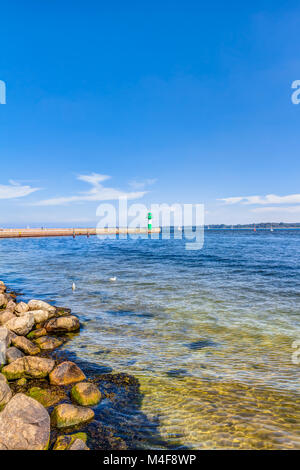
[0,230,299,449]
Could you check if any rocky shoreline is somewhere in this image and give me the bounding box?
[0,279,142,451]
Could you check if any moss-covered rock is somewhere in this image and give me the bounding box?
[1,357,25,380]
[71,382,102,406]
[27,328,47,340]
[1,356,55,380]
[27,386,66,407]
[34,336,63,351]
[53,432,88,450]
[51,403,94,428]
[16,377,27,386]
[11,335,40,355]
[55,307,71,317]
[45,316,80,334]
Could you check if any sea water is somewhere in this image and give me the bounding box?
[0,230,299,449]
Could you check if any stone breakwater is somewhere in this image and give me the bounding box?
[0,279,126,451]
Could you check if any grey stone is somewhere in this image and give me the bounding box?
[15,302,29,315]
[6,346,24,364]
[68,438,90,450]
[28,299,56,314]
[0,310,16,326]
[32,309,50,324]
[0,393,50,449]
[5,312,34,336]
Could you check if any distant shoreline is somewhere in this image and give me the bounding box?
[205,227,300,230]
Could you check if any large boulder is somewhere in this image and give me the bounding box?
[1,358,25,380]
[0,393,50,449]
[51,404,94,428]
[15,302,29,316]
[11,335,40,355]
[1,356,55,380]
[45,315,80,334]
[5,312,34,336]
[32,309,50,324]
[0,310,15,326]
[71,382,102,406]
[28,300,56,314]
[6,300,16,312]
[6,346,24,364]
[0,374,12,409]
[49,361,86,386]
[23,356,55,378]
[34,336,63,351]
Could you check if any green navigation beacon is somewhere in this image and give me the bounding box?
[147,212,152,231]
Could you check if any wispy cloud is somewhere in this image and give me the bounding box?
[252,206,300,214]
[34,173,146,206]
[0,180,40,199]
[128,178,157,190]
[218,194,300,205]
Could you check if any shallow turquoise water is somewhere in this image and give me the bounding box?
[0,230,299,449]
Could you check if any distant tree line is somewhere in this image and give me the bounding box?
[205,223,300,228]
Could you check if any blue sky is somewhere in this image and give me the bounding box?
[0,1,300,226]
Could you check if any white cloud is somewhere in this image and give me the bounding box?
[219,194,300,205]
[77,174,110,186]
[218,196,245,204]
[34,173,146,206]
[0,180,40,199]
[252,206,300,214]
[128,178,157,190]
